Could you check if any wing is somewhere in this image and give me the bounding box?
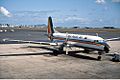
[105,37,120,41]
[2,38,58,46]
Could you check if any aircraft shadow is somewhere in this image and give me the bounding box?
[0,46,97,61]
[0,52,52,56]
[68,52,97,60]
[28,46,98,60]
[106,53,115,57]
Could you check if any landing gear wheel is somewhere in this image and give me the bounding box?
[97,56,101,60]
[52,50,59,56]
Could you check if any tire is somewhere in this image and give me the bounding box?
[97,56,101,60]
[52,50,59,56]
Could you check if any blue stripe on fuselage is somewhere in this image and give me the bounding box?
[52,36,105,46]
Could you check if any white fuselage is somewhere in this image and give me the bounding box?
[52,33,106,51]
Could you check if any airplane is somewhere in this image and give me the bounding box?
[3,16,120,60]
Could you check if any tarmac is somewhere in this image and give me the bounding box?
[0,41,120,79]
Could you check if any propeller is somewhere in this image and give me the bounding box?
[64,32,69,54]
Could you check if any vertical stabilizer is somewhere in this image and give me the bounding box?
[47,16,55,41]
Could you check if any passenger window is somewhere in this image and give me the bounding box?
[84,37,87,39]
[79,36,82,38]
[94,40,99,42]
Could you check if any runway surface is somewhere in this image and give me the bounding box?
[0,41,120,79]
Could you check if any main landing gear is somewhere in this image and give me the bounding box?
[53,43,70,56]
[52,44,65,56]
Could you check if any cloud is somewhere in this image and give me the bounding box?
[13,10,59,18]
[0,10,91,26]
[65,16,89,23]
[0,6,12,17]
[95,0,106,4]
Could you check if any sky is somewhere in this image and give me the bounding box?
[0,0,120,28]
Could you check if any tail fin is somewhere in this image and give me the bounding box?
[47,16,55,41]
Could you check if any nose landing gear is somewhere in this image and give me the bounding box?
[97,46,110,60]
[97,51,105,60]
[104,46,109,53]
